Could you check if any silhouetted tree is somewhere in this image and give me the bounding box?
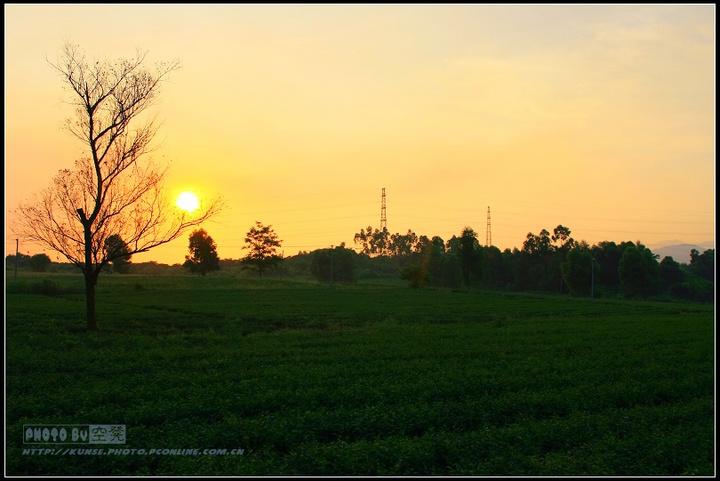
[561,243,592,296]
[479,245,505,288]
[311,245,356,282]
[523,229,552,256]
[659,256,683,288]
[348,219,706,302]
[591,241,622,289]
[16,44,220,330]
[243,221,282,277]
[390,229,419,257]
[521,228,553,290]
[426,236,446,284]
[103,234,131,273]
[550,225,575,292]
[183,229,220,275]
[354,226,391,256]
[414,235,432,254]
[689,248,714,282]
[499,248,516,288]
[551,225,575,252]
[458,227,479,286]
[353,226,373,255]
[29,253,52,272]
[619,242,659,297]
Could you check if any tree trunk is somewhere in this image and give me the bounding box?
[85,272,97,330]
[81,218,98,330]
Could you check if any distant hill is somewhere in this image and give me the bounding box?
[652,243,714,264]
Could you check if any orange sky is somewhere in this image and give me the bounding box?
[4,5,715,264]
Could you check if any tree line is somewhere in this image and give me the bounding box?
[308,225,714,302]
[11,216,714,303]
[170,221,713,302]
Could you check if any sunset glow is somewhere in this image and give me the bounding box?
[176,191,200,213]
[4,5,715,264]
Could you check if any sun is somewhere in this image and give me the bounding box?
[176,191,200,213]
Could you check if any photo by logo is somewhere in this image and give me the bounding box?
[23,425,126,445]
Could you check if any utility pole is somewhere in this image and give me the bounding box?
[330,244,334,285]
[591,256,595,299]
[14,239,19,279]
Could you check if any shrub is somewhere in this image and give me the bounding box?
[669,277,714,303]
[401,264,428,288]
[311,246,356,283]
[29,253,52,272]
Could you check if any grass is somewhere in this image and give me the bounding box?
[5,272,715,475]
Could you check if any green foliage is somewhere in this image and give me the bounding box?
[458,227,480,286]
[400,264,427,288]
[561,245,592,296]
[689,249,714,282]
[311,246,357,283]
[591,241,622,288]
[427,236,446,279]
[184,229,220,275]
[659,256,683,288]
[5,274,714,475]
[349,224,708,302]
[669,276,714,303]
[619,243,659,297]
[518,226,571,292]
[29,253,52,272]
[479,246,504,288]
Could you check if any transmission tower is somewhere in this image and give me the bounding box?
[486,206,492,246]
[380,187,387,230]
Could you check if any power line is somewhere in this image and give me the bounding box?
[491,210,712,226]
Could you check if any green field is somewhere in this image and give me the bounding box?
[5,273,715,475]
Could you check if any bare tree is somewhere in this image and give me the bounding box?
[17,44,220,330]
